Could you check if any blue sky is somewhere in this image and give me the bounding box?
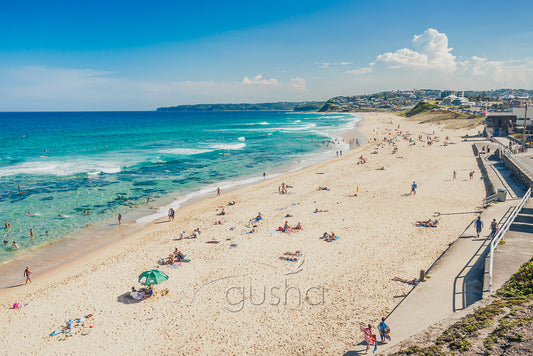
[1,0,532,110]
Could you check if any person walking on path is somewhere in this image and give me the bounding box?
[378,317,391,343]
[118,214,122,225]
[216,187,221,197]
[24,266,32,284]
[475,216,483,238]
[410,181,417,195]
[361,324,377,353]
[453,170,457,180]
[490,218,498,238]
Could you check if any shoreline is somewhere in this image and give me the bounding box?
[0,114,364,290]
[0,112,486,354]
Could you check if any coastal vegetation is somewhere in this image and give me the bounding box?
[401,101,484,129]
[392,259,533,355]
[156,101,324,112]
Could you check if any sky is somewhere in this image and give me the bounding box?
[0,0,532,111]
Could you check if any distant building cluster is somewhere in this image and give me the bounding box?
[323,88,531,117]
[322,88,532,140]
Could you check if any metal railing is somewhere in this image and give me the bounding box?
[488,187,531,290]
[494,141,533,179]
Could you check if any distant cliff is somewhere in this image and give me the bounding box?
[156,101,325,112]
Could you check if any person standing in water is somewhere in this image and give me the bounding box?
[29,229,34,238]
[118,214,122,225]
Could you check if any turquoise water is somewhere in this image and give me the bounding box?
[0,111,359,261]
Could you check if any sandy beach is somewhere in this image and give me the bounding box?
[0,112,485,355]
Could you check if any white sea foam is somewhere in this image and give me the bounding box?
[0,160,121,177]
[159,148,214,155]
[210,143,246,150]
[237,137,245,141]
[276,123,317,132]
[244,121,269,125]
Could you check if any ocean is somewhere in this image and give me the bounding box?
[0,111,360,263]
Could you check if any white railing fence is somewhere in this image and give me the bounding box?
[488,187,531,290]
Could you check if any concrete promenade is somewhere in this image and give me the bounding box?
[342,139,533,355]
[376,201,514,353]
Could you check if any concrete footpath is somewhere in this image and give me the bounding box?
[342,200,515,355]
[377,200,514,353]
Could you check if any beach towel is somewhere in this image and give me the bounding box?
[325,236,341,242]
[378,322,391,341]
[360,326,376,347]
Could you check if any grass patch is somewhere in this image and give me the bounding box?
[394,259,533,355]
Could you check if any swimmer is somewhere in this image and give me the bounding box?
[3,238,7,245]
[29,229,34,238]
[12,241,18,249]
[84,210,89,215]
[45,231,48,235]
[4,221,11,229]
[27,212,31,216]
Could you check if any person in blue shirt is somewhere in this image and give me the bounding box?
[410,181,417,195]
[475,216,483,238]
[378,317,391,343]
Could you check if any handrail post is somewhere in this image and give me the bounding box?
[487,187,531,292]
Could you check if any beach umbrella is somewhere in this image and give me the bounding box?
[138,269,169,285]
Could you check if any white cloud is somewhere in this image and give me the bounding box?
[340,62,352,66]
[0,67,309,110]
[346,28,533,89]
[345,67,373,75]
[318,62,331,69]
[242,74,280,86]
[376,28,456,71]
[288,77,306,90]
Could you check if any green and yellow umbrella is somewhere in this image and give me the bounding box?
[138,269,169,286]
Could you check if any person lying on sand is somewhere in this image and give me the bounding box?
[416,219,438,227]
[318,186,329,191]
[280,256,298,262]
[217,209,226,216]
[314,208,329,213]
[227,201,236,206]
[252,212,262,223]
[392,277,418,285]
[320,232,337,242]
[284,251,302,256]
